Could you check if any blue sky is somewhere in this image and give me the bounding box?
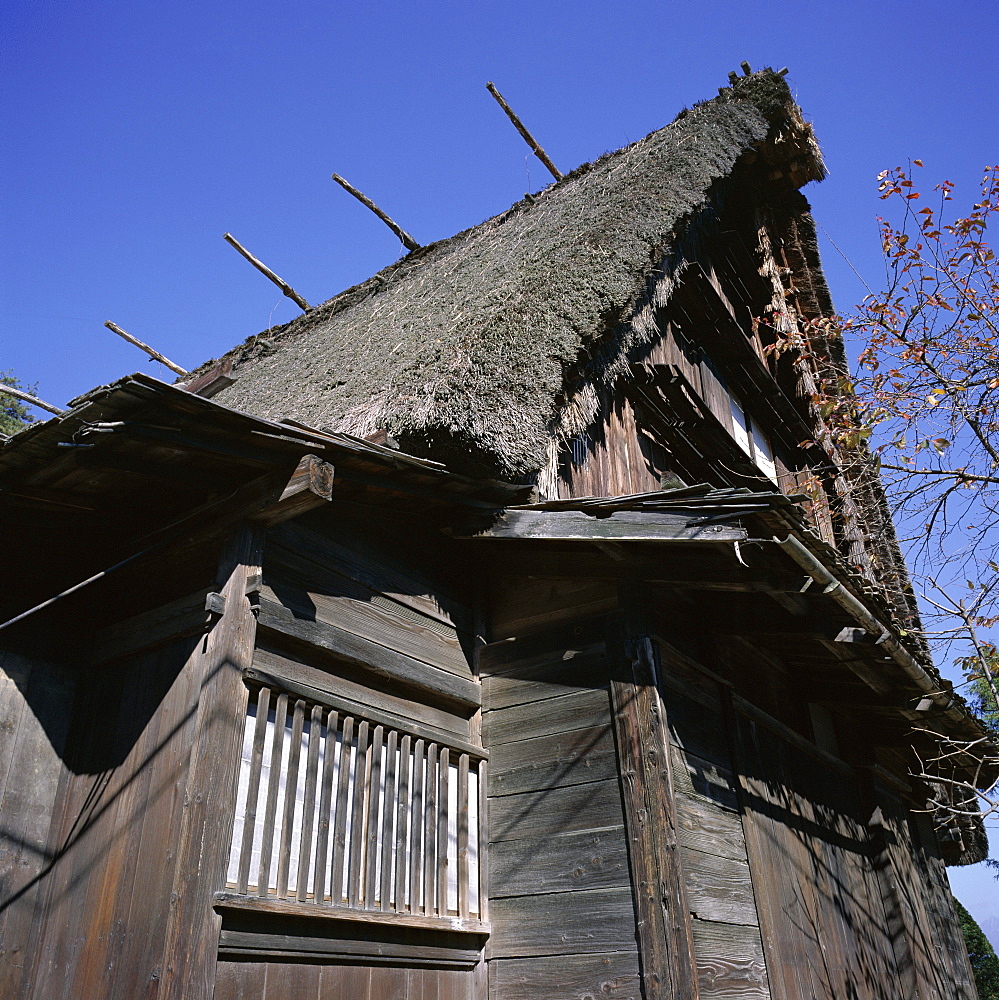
[4,0,998,926]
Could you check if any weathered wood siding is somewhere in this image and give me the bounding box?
[480,588,642,1000]
[657,646,772,1000]
[0,651,75,997]
[20,630,209,1000]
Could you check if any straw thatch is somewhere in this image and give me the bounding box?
[196,70,824,479]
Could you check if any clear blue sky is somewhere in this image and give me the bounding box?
[3,0,998,928]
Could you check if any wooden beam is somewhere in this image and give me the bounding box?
[223,233,311,311]
[0,454,334,633]
[0,381,65,415]
[105,321,190,376]
[453,509,747,543]
[608,593,699,1000]
[486,81,563,182]
[159,521,264,1000]
[331,174,420,252]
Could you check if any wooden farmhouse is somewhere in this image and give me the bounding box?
[2,68,996,1000]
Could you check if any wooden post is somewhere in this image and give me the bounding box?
[158,520,264,1000]
[608,588,699,1000]
[331,174,421,252]
[223,233,311,311]
[105,321,189,376]
[486,81,563,182]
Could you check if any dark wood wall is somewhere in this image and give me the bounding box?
[7,631,208,999]
[480,580,642,1000]
[0,651,75,997]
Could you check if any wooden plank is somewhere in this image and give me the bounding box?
[297,702,324,901]
[691,918,770,999]
[257,693,288,895]
[457,754,470,919]
[409,738,426,913]
[256,603,480,711]
[313,709,338,904]
[487,578,616,641]
[277,698,306,897]
[158,521,264,1000]
[484,688,612,746]
[321,964,371,1000]
[213,959,267,1000]
[670,744,741,813]
[437,747,450,916]
[218,932,481,967]
[260,577,469,677]
[365,725,385,907]
[348,720,370,907]
[424,742,439,915]
[252,645,473,742]
[331,715,355,904]
[490,888,639,956]
[681,848,758,926]
[213,892,488,934]
[489,779,625,843]
[608,617,698,1000]
[379,728,399,910]
[86,589,212,666]
[237,685,270,893]
[490,827,631,899]
[489,951,641,1000]
[489,724,618,797]
[482,649,607,711]
[394,734,412,912]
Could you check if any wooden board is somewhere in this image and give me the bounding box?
[489,950,641,1000]
[490,887,639,956]
[489,724,619,797]
[489,779,626,843]
[483,688,611,746]
[490,827,631,898]
[691,918,770,999]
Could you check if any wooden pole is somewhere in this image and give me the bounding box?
[485,81,563,182]
[104,321,190,376]
[0,382,65,416]
[222,233,311,311]
[331,174,421,252]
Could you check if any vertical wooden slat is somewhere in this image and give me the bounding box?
[457,753,469,919]
[395,734,412,912]
[276,698,306,898]
[437,747,450,916]
[236,685,270,893]
[477,759,489,922]
[423,742,439,915]
[348,720,370,907]
[330,715,355,905]
[409,738,426,913]
[296,703,323,901]
[380,729,399,910]
[365,725,385,908]
[257,691,288,896]
[312,709,338,904]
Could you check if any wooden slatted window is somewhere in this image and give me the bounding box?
[226,684,486,920]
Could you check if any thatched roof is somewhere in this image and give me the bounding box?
[194,70,824,479]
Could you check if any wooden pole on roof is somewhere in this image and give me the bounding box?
[331,174,421,252]
[0,382,65,415]
[105,321,190,377]
[223,233,312,312]
[486,82,563,182]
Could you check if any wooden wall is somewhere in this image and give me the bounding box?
[0,651,75,997]
[11,630,208,1000]
[480,580,641,1000]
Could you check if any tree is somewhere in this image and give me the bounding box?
[777,163,999,836]
[1,370,38,437]
[954,896,999,999]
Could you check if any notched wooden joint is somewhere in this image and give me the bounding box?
[205,592,226,617]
